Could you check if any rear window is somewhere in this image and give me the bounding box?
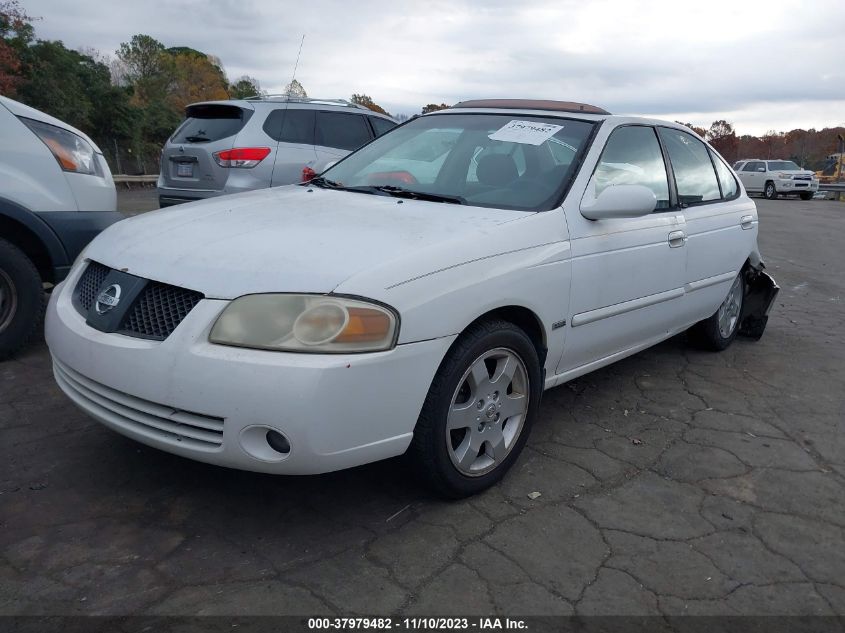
[767,160,801,171]
[171,104,250,144]
[263,109,316,144]
[369,116,397,137]
[316,112,372,151]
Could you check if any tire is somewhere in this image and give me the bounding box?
[763,181,778,200]
[0,238,44,360]
[687,272,745,351]
[408,319,542,498]
[800,192,813,201]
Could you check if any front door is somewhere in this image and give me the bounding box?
[738,160,765,193]
[557,125,687,374]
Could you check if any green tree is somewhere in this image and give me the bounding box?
[229,75,262,99]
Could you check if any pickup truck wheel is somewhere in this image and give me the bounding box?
[800,192,813,201]
[409,319,542,498]
[688,273,745,351]
[0,238,44,360]
[763,181,778,200]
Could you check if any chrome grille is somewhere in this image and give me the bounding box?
[119,282,204,340]
[53,357,224,451]
[74,261,110,311]
[793,175,813,181]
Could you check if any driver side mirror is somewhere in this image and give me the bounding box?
[580,184,657,220]
[757,167,765,172]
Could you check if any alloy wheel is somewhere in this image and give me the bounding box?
[446,347,530,477]
[717,274,743,338]
[0,268,17,334]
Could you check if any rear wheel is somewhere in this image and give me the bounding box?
[409,319,542,498]
[688,273,744,351]
[800,192,813,201]
[763,181,778,200]
[0,238,44,360]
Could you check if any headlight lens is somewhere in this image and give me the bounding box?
[209,294,398,353]
[19,117,99,176]
[778,173,793,180]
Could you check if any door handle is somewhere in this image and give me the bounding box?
[668,230,686,248]
[740,215,754,230]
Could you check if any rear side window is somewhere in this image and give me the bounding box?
[316,112,372,150]
[658,128,721,205]
[171,104,249,144]
[369,116,397,137]
[743,161,765,172]
[594,126,670,211]
[263,109,315,144]
[711,151,739,199]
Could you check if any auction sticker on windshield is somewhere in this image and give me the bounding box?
[488,120,563,145]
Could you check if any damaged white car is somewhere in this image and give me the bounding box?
[45,99,778,497]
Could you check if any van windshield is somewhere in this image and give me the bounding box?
[315,113,596,212]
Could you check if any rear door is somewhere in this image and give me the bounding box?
[658,127,752,325]
[313,110,374,169]
[264,108,318,186]
[160,103,253,193]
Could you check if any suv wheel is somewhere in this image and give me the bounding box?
[0,238,44,360]
[763,181,778,200]
[409,319,542,498]
[800,192,813,201]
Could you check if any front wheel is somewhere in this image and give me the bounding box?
[688,272,745,351]
[409,319,542,498]
[800,192,813,201]
[0,238,44,360]
[763,181,778,200]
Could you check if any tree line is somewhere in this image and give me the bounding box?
[2,1,842,174]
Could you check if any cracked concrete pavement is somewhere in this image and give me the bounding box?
[1,196,843,616]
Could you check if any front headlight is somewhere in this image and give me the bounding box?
[777,173,793,180]
[209,294,399,353]
[19,117,99,176]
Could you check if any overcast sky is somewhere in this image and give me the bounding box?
[24,0,845,135]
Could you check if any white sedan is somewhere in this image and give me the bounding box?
[45,99,779,497]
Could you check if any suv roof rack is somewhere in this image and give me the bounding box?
[242,95,371,111]
[452,99,610,115]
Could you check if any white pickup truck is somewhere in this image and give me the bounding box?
[733,159,819,200]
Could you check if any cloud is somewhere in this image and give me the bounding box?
[24,0,845,133]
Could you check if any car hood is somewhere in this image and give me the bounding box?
[85,186,533,299]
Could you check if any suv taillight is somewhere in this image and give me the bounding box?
[213,147,271,168]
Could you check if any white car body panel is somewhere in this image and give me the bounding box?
[46,108,765,475]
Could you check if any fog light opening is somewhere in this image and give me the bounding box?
[266,429,291,455]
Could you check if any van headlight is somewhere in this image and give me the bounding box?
[209,294,399,353]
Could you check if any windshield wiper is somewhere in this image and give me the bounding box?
[184,135,210,143]
[367,185,465,205]
[307,176,346,189]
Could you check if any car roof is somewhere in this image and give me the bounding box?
[423,105,696,132]
[185,97,397,121]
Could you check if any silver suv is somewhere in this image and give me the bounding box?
[157,97,397,207]
[732,158,819,200]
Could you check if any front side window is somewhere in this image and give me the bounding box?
[659,128,721,205]
[316,112,372,150]
[369,116,397,137]
[318,113,596,212]
[593,126,669,211]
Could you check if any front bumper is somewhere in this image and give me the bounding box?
[775,179,819,193]
[45,268,456,474]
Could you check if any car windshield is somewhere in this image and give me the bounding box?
[315,113,597,211]
[768,160,801,171]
